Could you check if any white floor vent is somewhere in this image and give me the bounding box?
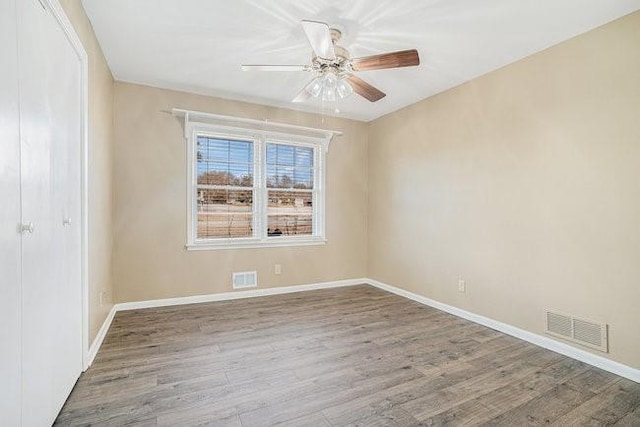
[232,271,257,289]
[545,310,608,352]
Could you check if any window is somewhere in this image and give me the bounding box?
[196,137,254,239]
[181,110,335,250]
[266,143,314,237]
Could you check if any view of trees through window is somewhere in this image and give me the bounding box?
[195,136,315,239]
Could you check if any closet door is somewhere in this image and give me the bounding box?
[0,0,23,425]
[50,6,83,415]
[17,0,54,421]
[18,0,83,424]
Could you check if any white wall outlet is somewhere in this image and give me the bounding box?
[274,264,282,275]
[458,279,466,293]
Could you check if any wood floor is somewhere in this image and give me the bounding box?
[55,285,640,426]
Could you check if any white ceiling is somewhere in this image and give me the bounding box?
[82,0,640,122]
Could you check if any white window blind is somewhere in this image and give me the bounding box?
[266,143,315,237]
[196,136,255,239]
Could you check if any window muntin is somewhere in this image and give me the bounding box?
[188,129,325,248]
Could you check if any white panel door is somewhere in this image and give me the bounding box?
[0,0,23,425]
[18,0,56,421]
[17,0,83,424]
[49,5,83,415]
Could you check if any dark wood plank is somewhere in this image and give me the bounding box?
[484,381,596,425]
[418,358,589,425]
[54,285,640,426]
[551,378,640,426]
[615,404,640,426]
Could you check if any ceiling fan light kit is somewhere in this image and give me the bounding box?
[305,69,354,102]
[241,20,420,106]
[336,76,354,99]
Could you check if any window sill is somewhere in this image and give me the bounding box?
[185,237,327,251]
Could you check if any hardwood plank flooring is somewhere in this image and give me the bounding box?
[55,285,640,426]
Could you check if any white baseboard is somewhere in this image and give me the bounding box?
[86,304,117,369]
[365,278,639,383]
[115,278,367,311]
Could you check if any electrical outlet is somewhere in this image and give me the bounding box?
[458,279,466,293]
[274,264,282,275]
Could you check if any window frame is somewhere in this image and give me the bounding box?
[185,121,327,250]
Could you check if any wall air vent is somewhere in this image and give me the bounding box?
[545,310,608,352]
[232,271,257,289]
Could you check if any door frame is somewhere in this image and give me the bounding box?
[43,0,90,370]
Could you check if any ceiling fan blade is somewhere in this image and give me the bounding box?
[351,49,419,71]
[301,20,335,60]
[292,79,317,103]
[292,89,312,103]
[241,65,310,72]
[347,75,386,102]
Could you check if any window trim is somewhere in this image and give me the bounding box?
[184,120,329,250]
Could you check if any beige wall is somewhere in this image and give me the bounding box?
[59,0,115,343]
[112,83,368,303]
[368,12,640,367]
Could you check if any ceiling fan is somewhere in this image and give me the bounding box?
[241,20,420,103]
